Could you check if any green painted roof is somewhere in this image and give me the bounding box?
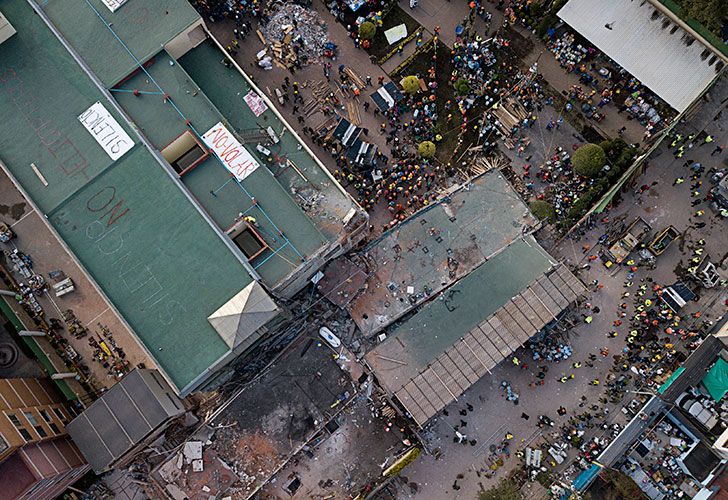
[373,236,555,383]
[112,47,328,286]
[0,0,252,393]
[42,0,200,86]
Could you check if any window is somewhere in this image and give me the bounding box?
[52,407,67,423]
[227,221,268,260]
[7,413,32,442]
[7,414,22,427]
[24,412,47,438]
[161,131,209,175]
[0,433,8,454]
[23,412,39,427]
[39,410,60,435]
[18,428,32,442]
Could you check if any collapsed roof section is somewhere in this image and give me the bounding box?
[366,236,585,426]
[343,170,538,337]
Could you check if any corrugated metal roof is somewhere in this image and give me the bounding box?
[67,369,184,473]
[558,0,724,111]
[659,335,725,402]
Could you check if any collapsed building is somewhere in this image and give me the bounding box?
[317,170,586,426]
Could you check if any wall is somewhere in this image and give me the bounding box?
[165,19,206,60]
[0,378,71,462]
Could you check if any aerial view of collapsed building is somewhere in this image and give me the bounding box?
[355,172,586,426]
[153,169,588,498]
[0,0,366,479]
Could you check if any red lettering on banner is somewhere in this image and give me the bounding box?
[203,123,260,181]
[0,68,90,180]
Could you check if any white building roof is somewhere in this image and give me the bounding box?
[558,0,724,112]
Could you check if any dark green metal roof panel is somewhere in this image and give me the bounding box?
[0,0,133,214]
[386,236,554,368]
[48,146,249,389]
[0,0,253,392]
[41,0,201,86]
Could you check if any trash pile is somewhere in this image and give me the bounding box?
[501,380,520,404]
[548,33,589,71]
[530,342,573,363]
[260,3,330,68]
[528,329,574,363]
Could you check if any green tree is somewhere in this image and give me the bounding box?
[599,137,626,160]
[418,141,436,158]
[454,78,471,96]
[358,21,377,40]
[676,0,727,34]
[530,200,556,223]
[572,143,607,178]
[479,479,521,500]
[401,75,420,94]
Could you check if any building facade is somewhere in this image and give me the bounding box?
[0,378,88,500]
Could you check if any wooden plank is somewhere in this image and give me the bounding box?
[346,101,361,126]
[256,29,267,45]
[344,67,366,88]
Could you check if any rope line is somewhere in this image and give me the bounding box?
[79,0,305,265]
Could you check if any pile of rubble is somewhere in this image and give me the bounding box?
[260,3,330,68]
[153,423,282,499]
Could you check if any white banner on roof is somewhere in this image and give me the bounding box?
[243,90,268,117]
[101,0,128,12]
[202,122,260,182]
[78,102,134,161]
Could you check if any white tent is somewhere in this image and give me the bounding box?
[208,282,279,350]
[558,0,725,112]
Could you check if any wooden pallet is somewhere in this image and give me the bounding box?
[344,67,366,89]
[346,101,361,126]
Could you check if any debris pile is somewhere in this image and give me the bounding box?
[528,332,574,363]
[260,3,330,68]
[501,380,519,404]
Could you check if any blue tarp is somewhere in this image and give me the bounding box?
[658,366,685,394]
[572,463,601,491]
[703,358,728,402]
